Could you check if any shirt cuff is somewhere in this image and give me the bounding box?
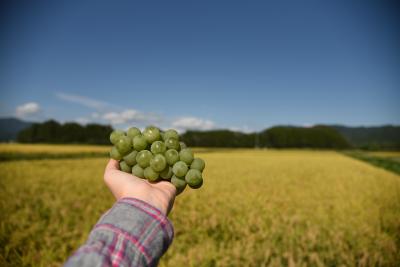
[91,197,174,266]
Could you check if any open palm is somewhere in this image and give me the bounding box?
[104,159,176,215]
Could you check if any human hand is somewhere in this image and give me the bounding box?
[104,159,176,215]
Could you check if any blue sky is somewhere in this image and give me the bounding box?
[1,0,399,131]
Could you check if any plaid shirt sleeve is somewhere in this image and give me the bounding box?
[64,197,174,267]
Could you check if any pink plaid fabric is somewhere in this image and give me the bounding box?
[65,198,174,267]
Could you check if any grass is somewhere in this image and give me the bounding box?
[0,143,111,154]
[1,146,400,266]
[365,151,400,158]
[343,150,400,175]
[0,143,110,161]
[364,151,400,164]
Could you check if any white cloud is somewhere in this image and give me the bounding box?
[16,102,41,118]
[302,123,314,128]
[172,117,215,132]
[102,109,162,125]
[103,112,124,124]
[75,117,90,125]
[228,125,254,133]
[54,93,220,131]
[55,92,163,126]
[91,112,100,119]
[55,92,113,110]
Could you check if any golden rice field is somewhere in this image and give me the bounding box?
[1,145,400,267]
[0,143,110,154]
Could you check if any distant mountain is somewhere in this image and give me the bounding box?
[331,125,400,150]
[0,118,33,142]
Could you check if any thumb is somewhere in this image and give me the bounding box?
[105,159,120,171]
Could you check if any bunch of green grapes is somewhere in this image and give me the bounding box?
[109,126,204,194]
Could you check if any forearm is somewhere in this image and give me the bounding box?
[64,198,174,267]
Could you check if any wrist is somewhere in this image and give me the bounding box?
[119,193,169,215]
[119,196,168,215]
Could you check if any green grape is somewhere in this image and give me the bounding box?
[160,166,173,180]
[123,150,138,166]
[110,130,125,145]
[110,146,123,160]
[185,169,203,189]
[109,126,204,195]
[171,175,187,194]
[190,158,205,172]
[165,149,179,165]
[133,135,147,151]
[143,126,161,143]
[179,142,187,150]
[119,161,132,173]
[116,136,132,155]
[165,137,180,150]
[144,167,159,182]
[151,141,166,154]
[150,154,167,172]
[172,161,188,178]
[179,148,194,165]
[127,127,141,138]
[164,129,179,141]
[136,150,152,168]
[132,164,145,178]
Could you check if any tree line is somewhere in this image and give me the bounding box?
[17,121,351,149]
[17,120,113,144]
[181,125,350,149]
